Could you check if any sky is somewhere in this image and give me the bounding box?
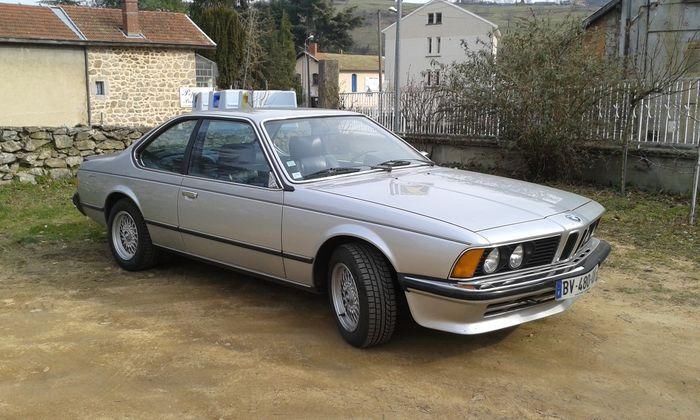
[0,0,429,6]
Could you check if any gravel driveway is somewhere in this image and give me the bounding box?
[1,233,698,418]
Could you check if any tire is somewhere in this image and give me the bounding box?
[107,199,158,271]
[328,243,397,348]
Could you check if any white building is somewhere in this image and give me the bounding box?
[382,0,499,89]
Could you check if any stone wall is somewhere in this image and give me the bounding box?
[0,125,148,185]
[87,47,196,127]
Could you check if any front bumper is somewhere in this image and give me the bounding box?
[398,238,611,335]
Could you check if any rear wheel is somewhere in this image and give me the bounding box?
[107,199,158,271]
[328,243,397,348]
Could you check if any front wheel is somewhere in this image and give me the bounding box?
[107,199,158,271]
[328,243,397,348]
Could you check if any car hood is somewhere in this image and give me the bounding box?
[309,166,591,232]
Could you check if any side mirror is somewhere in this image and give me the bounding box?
[420,151,430,158]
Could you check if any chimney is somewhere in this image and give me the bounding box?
[122,0,140,37]
[308,42,318,56]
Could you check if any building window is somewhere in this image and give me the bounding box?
[351,73,358,92]
[196,54,218,88]
[436,12,442,24]
[436,37,441,54]
[312,73,319,86]
[427,37,432,54]
[427,13,434,25]
[95,81,105,96]
[425,70,440,87]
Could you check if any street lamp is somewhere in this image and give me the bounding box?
[389,2,402,132]
[304,34,315,108]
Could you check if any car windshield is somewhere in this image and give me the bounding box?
[263,116,431,181]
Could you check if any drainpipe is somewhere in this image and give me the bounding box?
[83,47,92,126]
[642,0,650,78]
[618,0,631,61]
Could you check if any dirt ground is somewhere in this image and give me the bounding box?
[0,229,698,419]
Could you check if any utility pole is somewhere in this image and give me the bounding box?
[304,34,314,107]
[377,9,383,120]
[392,0,402,132]
[691,143,700,224]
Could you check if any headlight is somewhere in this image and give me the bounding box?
[483,248,500,273]
[509,244,524,269]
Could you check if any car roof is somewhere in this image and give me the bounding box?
[187,108,360,123]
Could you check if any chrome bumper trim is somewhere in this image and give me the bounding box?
[398,238,610,301]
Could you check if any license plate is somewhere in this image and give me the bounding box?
[555,266,599,301]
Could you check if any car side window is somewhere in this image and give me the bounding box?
[189,120,273,188]
[139,119,197,173]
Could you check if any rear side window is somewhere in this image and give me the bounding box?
[139,119,197,173]
[188,119,272,187]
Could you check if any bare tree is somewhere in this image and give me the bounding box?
[616,29,700,197]
[399,76,449,135]
[240,7,268,90]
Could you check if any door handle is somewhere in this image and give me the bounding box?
[181,190,198,199]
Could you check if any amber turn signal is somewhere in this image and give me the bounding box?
[451,249,484,278]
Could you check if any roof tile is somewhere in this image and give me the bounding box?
[314,52,382,72]
[0,4,215,48]
[0,4,79,41]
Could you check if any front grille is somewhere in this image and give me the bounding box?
[484,288,556,317]
[559,218,600,262]
[560,232,580,260]
[524,236,561,268]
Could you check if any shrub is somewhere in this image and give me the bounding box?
[439,16,623,181]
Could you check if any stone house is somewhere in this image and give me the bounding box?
[0,1,216,127]
[583,0,700,77]
[296,43,383,105]
[382,0,499,89]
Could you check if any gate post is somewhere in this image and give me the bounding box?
[318,59,340,109]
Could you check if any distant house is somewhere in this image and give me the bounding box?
[382,0,499,89]
[583,0,700,77]
[0,1,216,127]
[296,43,383,105]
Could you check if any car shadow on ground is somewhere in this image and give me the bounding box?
[10,240,517,360]
[153,252,518,355]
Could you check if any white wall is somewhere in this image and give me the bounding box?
[384,0,497,89]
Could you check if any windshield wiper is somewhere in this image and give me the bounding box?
[371,159,434,171]
[303,167,362,180]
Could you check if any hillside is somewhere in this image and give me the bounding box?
[340,0,600,54]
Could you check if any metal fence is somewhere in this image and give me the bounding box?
[339,79,700,148]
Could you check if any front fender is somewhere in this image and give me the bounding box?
[319,223,399,272]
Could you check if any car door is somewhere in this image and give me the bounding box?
[132,118,199,251]
[178,118,285,278]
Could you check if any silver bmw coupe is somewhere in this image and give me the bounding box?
[73,106,610,347]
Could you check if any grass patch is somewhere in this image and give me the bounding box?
[0,179,104,248]
[556,184,699,265]
[0,178,696,269]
